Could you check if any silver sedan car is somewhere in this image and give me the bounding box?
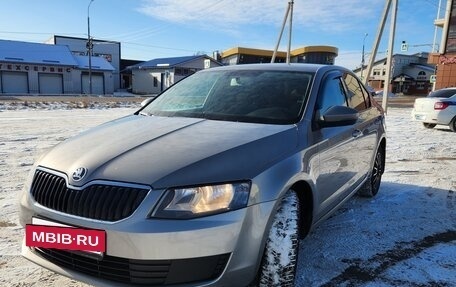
[19,63,386,286]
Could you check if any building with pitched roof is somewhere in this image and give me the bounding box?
[47,35,122,91]
[354,53,435,95]
[0,39,115,94]
[127,55,222,95]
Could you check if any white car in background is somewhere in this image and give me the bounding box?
[411,88,456,131]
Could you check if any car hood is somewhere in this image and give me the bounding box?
[38,115,298,188]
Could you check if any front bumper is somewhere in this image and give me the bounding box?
[22,242,230,286]
[20,188,276,286]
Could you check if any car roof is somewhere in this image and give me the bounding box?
[203,63,349,74]
[428,88,456,98]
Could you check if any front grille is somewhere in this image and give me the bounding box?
[34,248,230,286]
[30,169,149,221]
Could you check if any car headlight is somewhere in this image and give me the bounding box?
[151,182,251,219]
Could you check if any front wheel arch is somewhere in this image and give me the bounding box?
[358,139,385,197]
[291,181,313,239]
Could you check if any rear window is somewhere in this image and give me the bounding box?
[428,89,456,98]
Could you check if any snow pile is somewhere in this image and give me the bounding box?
[0,100,141,111]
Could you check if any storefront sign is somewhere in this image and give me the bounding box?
[0,63,72,73]
[439,55,456,65]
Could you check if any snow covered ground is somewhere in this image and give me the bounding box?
[0,104,455,286]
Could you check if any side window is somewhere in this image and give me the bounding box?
[359,82,372,108]
[316,76,347,114]
[343,74,368,111]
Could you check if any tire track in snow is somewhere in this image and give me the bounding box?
[447,183,455,212]
[321,230,456,286]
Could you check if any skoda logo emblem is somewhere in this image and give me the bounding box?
[72,167,87,182]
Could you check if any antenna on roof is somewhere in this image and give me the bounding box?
[271,0,294,64]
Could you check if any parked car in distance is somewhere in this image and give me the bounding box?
[411,87,456,131]
[19,63,386,287]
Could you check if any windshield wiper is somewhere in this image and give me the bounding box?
[139,111,151,116]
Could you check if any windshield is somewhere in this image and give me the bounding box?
[140,69,313,124]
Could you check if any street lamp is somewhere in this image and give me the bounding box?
[360,33,368,80]
[87,0,94,95]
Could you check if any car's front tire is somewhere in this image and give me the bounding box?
[423,122,436,129]
[258,189,300,287]
[358,146,384,197]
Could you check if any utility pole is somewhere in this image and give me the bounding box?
[286,1,294,63]
[271,0,294,64]
[360,33,368,80]
[87,0,94,95]
[432,0,442,53]
[364,0,398,113]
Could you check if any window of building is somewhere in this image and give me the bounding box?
[417,71,427,81]
[153,76,158,87]
[416,82,425,90]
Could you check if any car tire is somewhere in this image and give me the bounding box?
[450,118,456,132]
[358,146,384,197]
[258,189,300,287]
[423,122,436,129]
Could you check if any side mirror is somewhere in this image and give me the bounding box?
[319,106,359,127]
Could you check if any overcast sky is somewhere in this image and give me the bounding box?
[0,0,445,69]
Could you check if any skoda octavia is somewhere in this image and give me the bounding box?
[20,64,386,286]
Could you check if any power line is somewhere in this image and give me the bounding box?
[101,0,227,43]
[121,41,198,53]
[421,0,448,14]
[101,24,171,42]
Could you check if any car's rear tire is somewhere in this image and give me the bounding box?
[450,118,456,132]
[423,122,436,129]
[358,146,384,197]
[258,189,300,287]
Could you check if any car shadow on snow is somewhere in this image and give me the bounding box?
[296,181,456,287]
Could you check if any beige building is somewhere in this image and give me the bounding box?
[219,46,338,65]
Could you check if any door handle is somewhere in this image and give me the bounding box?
[352,129,362,138]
